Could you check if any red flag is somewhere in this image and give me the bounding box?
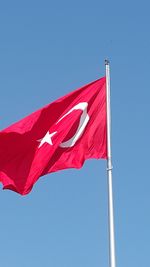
[0,77,107,195]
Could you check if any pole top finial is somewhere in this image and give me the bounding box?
[105,59,110,65]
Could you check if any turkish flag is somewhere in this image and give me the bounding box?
[0,77,107,195]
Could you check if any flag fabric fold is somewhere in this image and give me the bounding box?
[0,77,107,195]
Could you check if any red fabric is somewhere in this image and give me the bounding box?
[0,77,107,195]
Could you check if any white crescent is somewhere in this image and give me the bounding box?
[57,102,89,148]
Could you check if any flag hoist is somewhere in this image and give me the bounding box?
[105,60,116,267]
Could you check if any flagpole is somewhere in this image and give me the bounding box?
[105,59,116,267]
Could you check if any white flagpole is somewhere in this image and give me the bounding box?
[105,59,116,267]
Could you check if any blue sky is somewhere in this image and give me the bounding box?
[0,1,150,266]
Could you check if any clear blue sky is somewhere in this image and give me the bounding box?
[0,1,150,266]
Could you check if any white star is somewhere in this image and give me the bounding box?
[38,131,57,148]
